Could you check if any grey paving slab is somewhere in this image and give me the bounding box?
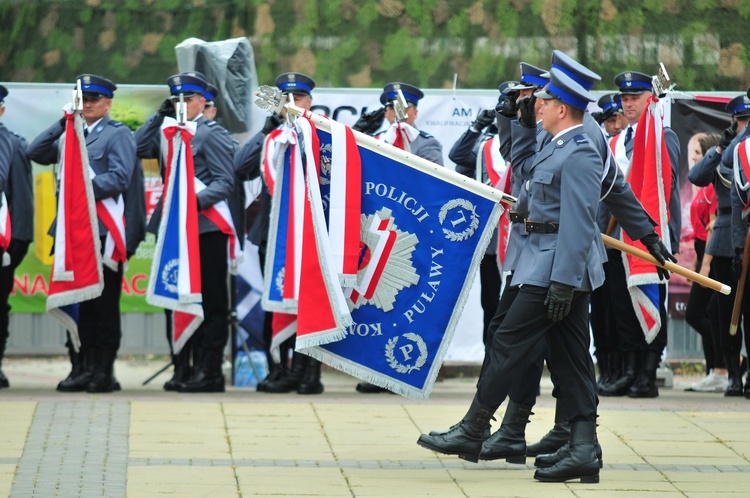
[10,400,129,498]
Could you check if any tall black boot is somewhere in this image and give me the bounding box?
[164,345,193,391]
[417,395,496,463]
[87,347,117,393]
[479,400,533,463]
[297,357,324,395]
[57,344,95,392]
[534,421,600,483]
[265,352,306,393]
[177,349,226,393]
[627,351,660,398]
[0,343,8,389]
[600,351,639,397]
[535,435,603,468]
[600,351,622,393]
[526,420,570,457]
[595,354,608,392]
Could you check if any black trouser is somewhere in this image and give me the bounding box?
[685,240,724,371]
[606,250,646,353]
[589,260,614,362]
[478,285,597,423]
[0,240,31,351]
[191,232,230,353]
[479,254,502,346]
[78,262,123,350]
[712,256,741,374]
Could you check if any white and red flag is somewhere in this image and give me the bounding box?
[46,110,104,350]
[622,96,672,343]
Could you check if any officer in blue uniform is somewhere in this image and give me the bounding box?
[694,94,750,396]
[594,93,625,137]
[599,70,681,398]
[27,74,137,393]
[377,82,443,165]
[0,84,22,388]
[233,72,325,395]
[419,68,605,483]
[203,83,219,122]
[135,72,235,393]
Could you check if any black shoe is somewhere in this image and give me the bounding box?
[164,347,193,392]
[57,345,95,392]
[0,368,8,389]
[297,358,324,395]
[417,396,496,463]
[479,400,532,463]
[627,352,660,398]
[87,347,118,393]
[177,351,226,393]
[356,381,390,393]
[534,441,603,468]
[526,421,570,457]
[533,421,600,483]
[725,373,743,397]
[265,353,306,393]
[256,363,285,392]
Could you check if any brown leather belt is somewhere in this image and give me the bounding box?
[524,220,559,234]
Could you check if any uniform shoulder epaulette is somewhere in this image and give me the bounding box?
[109,120,123,127]
[206,120,218,127]
[573,134,589,146]
[419,130,435,139]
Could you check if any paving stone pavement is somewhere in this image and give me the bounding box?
[0,357,749,497]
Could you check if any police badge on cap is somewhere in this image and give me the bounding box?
[726,95,750,118]
[614,71,652,95]
[75,74,117,99]
[379,82,424,106]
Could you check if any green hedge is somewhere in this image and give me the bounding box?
[1,0,748,91]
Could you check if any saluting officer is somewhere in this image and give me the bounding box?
[27,74,137,393]
[594,93,625,138]
[419,69,605,484]
[0,84,19,388]
[135,72,235,393]
[377,82,443,165]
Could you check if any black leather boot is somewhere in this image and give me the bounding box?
[0,343,8,388]
[265,352,306,393]
[164,346,193,391]
[526,420,570,457]
[87,347,118,393]
[479,400,533,463]
[725,372,743,396]
[600,351,639,397]
[417,395,496,463]
[627,351,660,398]
[297,357,324,394]
[534,439,603,468]
[177,350,226,393]
[256,361,285,392]
[595,354,608,392]
[534,421,600,483]
[57,344,95,392]
[355,381,389,393]
[600,351,622,394]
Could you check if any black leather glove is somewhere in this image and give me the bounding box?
[262,113,284,135]
[497,89,519,118]
[719,121,738,150]
[640,232,677,281]
[545,282,575,322]
[352,107,386,135]
[517,95,537,128]
[158,98,176,118]
[472,109,495,131]
[591,111,604,125]
[733,249,744,282]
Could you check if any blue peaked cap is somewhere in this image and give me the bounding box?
[205,83,218,103]
[534,68,594,111]
[276,72,316,96]
[380,82,424,106]
[545,50,601,91]
[167,72,208,96]
[76,74,117,98]
[597,93,622,114]
[615,71,652,94]
[726,95,750,117]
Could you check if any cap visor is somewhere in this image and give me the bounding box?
[534,88,555,100]
[510,83,536,91]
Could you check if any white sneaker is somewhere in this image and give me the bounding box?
[690,371,729,392]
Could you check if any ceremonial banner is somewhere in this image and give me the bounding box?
[269,111,503,399]
[733,137,750,218]
[146,117,203,353]
[46,111,104,350]
[622,96,671,344]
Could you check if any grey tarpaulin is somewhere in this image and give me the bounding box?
[175,37,260,136]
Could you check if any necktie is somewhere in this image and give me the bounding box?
[83,128,89,138]
[624,126,632,146]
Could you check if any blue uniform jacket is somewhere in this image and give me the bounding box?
[0,124,33,242]
[688,146,733,258]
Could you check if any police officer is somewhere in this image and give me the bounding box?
[419,69,604,483]
[600,70,681,398]
[234,72,325,395]
[697,94,750,396]
[28,74,137,393]
[135,72,235,393]
[204,83,219,122]
[594,93,625,138]
[0,85,20,388]
[377,82,443,165]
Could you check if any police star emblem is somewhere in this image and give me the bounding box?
[349,208,420,313]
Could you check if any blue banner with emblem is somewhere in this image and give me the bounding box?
[303,126,502,399]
